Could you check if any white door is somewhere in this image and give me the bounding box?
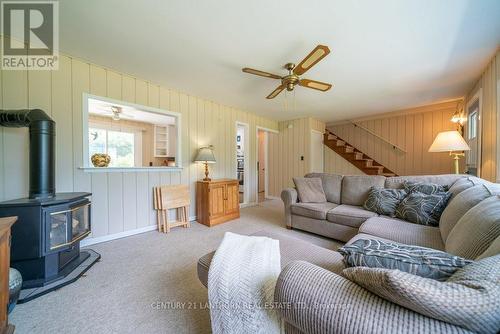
[311,130,324,173]
[258,130,266,193]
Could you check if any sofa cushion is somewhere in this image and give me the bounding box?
[339,238,472,281]
[326,204,378,228]
[342,255,500,334]
[341,175,385,206]
[346,232,394,245]
[363,187,407,216]
[291,202,337,220]
[384,174,463,189]
[305,173,343,204]
[440,184,498,242]
[395,191,451,227]
[446,195,500,260]
[293,177,327,203]
[359,216,445,250]
[448,176,484,199]
[197,230,345,287]
[403,181,449,195]
[477,235,500,260]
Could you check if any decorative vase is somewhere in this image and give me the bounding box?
[8,268,22,314]
[91,153,111,167]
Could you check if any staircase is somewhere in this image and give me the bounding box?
[324,130,397,177]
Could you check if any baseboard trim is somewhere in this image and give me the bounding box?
[266,196,281,200]
[240,202,257,208]
[81,216,198,247]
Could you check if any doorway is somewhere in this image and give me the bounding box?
[236,122,249,205]
[257,129,267,202]
[465,89,482,176]
[310,130,324,173]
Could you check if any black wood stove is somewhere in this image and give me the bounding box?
[0,109,99,300]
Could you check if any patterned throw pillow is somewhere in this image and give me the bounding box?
[395,191,451,226]
[338,239,471,281]
[343,254,500,334]
[363,187,407,217]
[403,181,448,195]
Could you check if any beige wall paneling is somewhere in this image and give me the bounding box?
[465,50,499,182]
[52,56,74,192]
[178,93,189,187]
[91,172,108,237]
[136,172,150,229]
[122,172,137,231]
[2,68,29,199]
[497,52,500,182]
[327,100,463,176]
[135,80,148,106]
[121,75,135,104]
[72,59,91,193]
[267,117,325,197]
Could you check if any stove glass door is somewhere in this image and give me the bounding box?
[49,211,69,250]
[71,203,90,241]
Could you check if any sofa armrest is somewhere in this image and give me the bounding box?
[274,261,467,334]
[281,188,298,227]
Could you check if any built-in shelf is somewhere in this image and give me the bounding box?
[154,125,169,157]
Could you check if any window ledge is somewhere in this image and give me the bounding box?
[79,166,183,173]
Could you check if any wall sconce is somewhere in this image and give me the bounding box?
[451,100,465,134]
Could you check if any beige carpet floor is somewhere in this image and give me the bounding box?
[10,199,342,334]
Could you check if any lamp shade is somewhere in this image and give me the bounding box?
[194,146,216,163]
[428,131,470,152]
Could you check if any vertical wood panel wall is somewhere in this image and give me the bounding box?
[327,100,463,176]
[267,117,325,197]
[0,53,277,243]
[465,50,499,182]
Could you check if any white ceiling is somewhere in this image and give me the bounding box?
[59,0,500,122]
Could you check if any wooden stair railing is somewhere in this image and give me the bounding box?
[323,130,398,177]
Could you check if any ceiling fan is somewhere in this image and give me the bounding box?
[94,104,135,121]
[242,45,332,99]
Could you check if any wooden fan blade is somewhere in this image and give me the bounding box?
[293,45,330,75]
[266,85,285,99]
[242,68,281,79]
[299,79,332,91]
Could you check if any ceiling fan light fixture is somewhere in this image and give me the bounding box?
[242,44,332,99]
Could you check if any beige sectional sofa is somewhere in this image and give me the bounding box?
[197,174,500,333]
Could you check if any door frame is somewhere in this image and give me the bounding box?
[310,129,325,173]
[465,88,482,177]
[236,121,250,206]
[255,126,279,202]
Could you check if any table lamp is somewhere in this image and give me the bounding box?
[194,146,216,181]
[428,130,470,174]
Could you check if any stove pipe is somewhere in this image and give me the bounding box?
[0,109,55,199]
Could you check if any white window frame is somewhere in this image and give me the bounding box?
[88,125,141,168]
[82,93,182,170]
[465,88,482,176]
